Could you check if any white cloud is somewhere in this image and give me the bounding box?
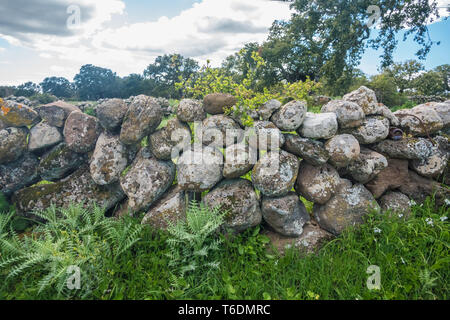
[0,47,5,52]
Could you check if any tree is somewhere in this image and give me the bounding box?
[143,54,199,98]
[264,0,442,95]
[434,64,450,92]
[74,65,119,100]
[368,72,406,107]
[385,60,425,93]
[14,82,40,97]
[413,71,446,96]
[40,77,74,98]
[0,86,15,98]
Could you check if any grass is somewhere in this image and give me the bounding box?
[0,197,448,300]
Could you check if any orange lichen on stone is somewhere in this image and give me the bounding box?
[1,104,11,116]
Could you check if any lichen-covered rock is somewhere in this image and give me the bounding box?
[372,137,434,160]
[261,192,310,237]
[36,101,80,127]
[283,134,329,166]
[0,127,28,165]
[0,118,6,130]
[0,153,40,197]
[410,143,449,179]
[223,143,256,179]
[252,150,300,197]
[365,159,409,199]
[177,144,223,192]
[64,111,102,153]
[270,100,307,131]
[96,98,128,132]
[295,162,341,204]
[149,118,191,160]
[399,170,449,205]
[247,121,285,151]
[262,221,333,254]
[314,179,379,235]
[197,115,243,147]
[141,186,187,230]
[298,112,338,139]
[430,102,450,128]
[204,179,261,233]
[394,104,444,136]
[375,104,400,126]
[177,99,206,122]
[258,99,281,121]
[343,86,379,115]
[120,95,162,145]
[38,143,87,181]
[321,100,365,129]
[90,133,131,185]
[28,122,63,153]
[378,191,411,216]
[203,93,237,115]
[0,99,40,127]
[345,116,390,144]
[230,107,260,128]
[343,148,388,184]
[13,166,125,217]
[325,134,360,168]
[120,147,175,213]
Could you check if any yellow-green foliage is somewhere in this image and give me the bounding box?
[177,52,321,126]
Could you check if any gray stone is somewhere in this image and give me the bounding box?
[247,121,285,151]
[252,150,300,197]
[0,127,28,165]
[38,143,87,181]
[394,104,444,136]
[372,137,434,160]
[177,99,206,122]
[120,95,162,145]
[64,112,102,153]
[258,99,281,121]
[120,147,175,213]
[203,93,237,115]
[365,159,409,199]
[28,122,63,153]
[270,100,307,131]
[204,179,262,233]
[36,101,80,127]
[344,148,388,184]
[430,102,450,128]
[325,134,360,168]
[262,192,310,237]
[223,143,256,179]
[410,143,449,179]
[0,99,40,127]
[197,115,243,147]
[295,162,341,205]
[321,100,365,129]
[379,192,411,216]
[283,134,329,166]
[345,116,390,144]
[96,98,129,132]
[0,153,40,197]
[343,86,379,115]
[298,112,338,139]
[149,118,191,160]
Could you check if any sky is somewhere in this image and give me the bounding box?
[0,0,449,86]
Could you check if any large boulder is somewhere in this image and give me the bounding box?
[96,98,129,132]
[410,143,449,179]
[90,133,131,186]
[203,179,262,233]
[321,100,365,129]
[261,192,310,237]
[430,102,450,129]
[365,159,409,199]
[314,180,379,235]
[141,186,187,230]
[120,95,162,145]
[375,104,400,126]
[325,134,360,168]
[0,99,40,127]
[203,93,237,115]
[247,121,285,151]
[28,122,63,153]
[343,148,388,184]
[223,143,256,179]
[298,112,338,139]
[0,127,28,165]
[38,143,87,181]
[177,144,224,192]
[343,86,379,115]
[64,112,102,153]
[270,100,307,131]
[378,191,411,216]
[345,116,390,144]
[372,137,434,160]
[394,104,443,136]
[177,99,206,122]
[252,150,300,197]
[295,162,341,204]
[283,134,329,166]
[0,153,40,197]
[120,147,175,213]
[149,118,191,160]
[36,101,79,127]
[0,118,7,130]
[197,115,243,147]
[258,99,281,121]
[399,170,449,205]
[13,166,125,218]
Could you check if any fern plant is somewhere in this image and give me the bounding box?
[165,201,226,278]
[0,203,143,298]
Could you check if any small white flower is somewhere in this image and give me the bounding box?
[398,213,404,218]
[444,199,450,206]
[400,257,406,265]
[440,216,448,222]
[409,200,417,206]
[425,218,434,226]
[374,227,382,234]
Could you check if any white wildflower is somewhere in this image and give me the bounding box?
[409,200,417,206]
[440,216,448,222]
[374,227,382,234]
[445,199,450,206]
[425,218,434,226]
[398,213,404,218]
[400,257,406,265]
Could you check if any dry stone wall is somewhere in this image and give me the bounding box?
[1,87,449,252]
